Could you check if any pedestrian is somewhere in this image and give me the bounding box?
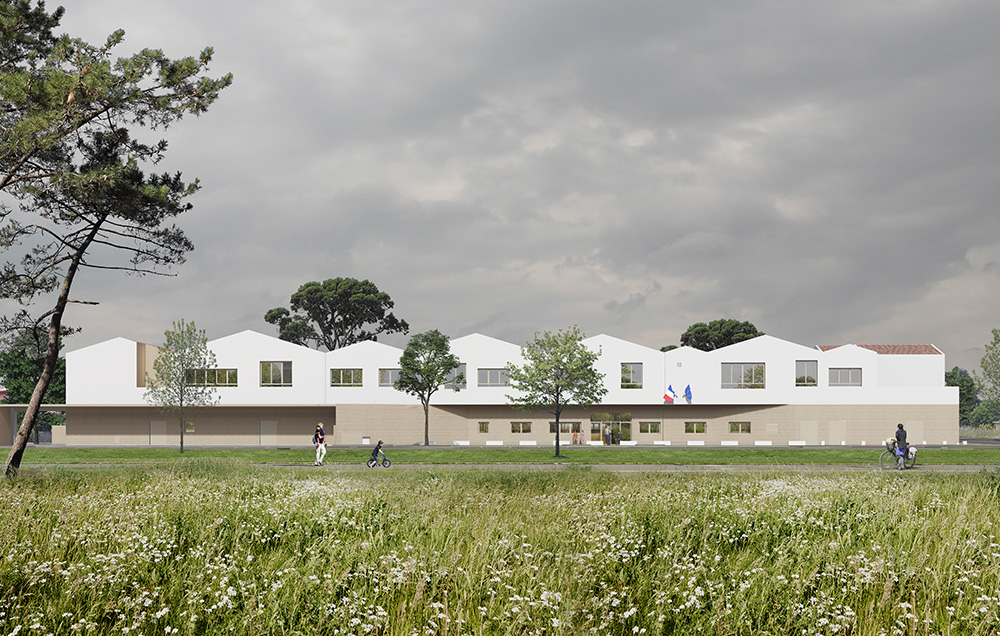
[313,422,327,466]
[604,425,611,445]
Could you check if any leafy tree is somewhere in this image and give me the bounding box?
[505,326,607,457]
[0,311,71,405]
[978,326,1000,403]
[1,1,231,475]
[945,366,979,426]
[394,329,462,447]
[0,314,70,442]
[143,320,219,454]
[660,344,678,352]
[969,399,1000,429]
[265,277,409,351]
[679,319,764,351]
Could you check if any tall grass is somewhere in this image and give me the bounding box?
[2,464,999,635]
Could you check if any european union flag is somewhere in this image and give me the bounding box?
[684,385,693,401]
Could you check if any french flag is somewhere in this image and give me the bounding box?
[664,385,677,403]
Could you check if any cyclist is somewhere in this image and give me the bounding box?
[894,423,908,469]
[370,439,384,465]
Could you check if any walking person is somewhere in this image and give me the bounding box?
[313,423,327,466]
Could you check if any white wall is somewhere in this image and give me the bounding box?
[65,330,956,410]
[66,338,145,405]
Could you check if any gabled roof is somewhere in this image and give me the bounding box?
[817,344,942,355]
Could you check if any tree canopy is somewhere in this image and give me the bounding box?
[505,326,607,457]
[1,0,231,475]
[969,400,1000,429]
[677,319,764,352]
[978,326,1000,403]
[0,310,72,406]
[945,366,979,426]
[265,278,409,351]
[394,329,462,447]
[143,320,219,454]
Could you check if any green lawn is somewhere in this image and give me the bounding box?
[15,445,1000,466]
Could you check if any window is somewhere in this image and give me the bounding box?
[796,360,818,387]
[685,421,706,434]
[511,421,531,434]
[379,368,401,387]
[330,368,363,387]
[187,368,238,387]
[479,421,489,434]
[621,362,643,389]
[478,368,509,387]
[260,361,292,387]
[549,421,580,434]
[184,420,195,432]
[830,368,862,387]
[721,362,765,389]
[639,421,660,434]
[729,421,751,434]
[445,363,467,389]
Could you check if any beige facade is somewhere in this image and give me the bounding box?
[59,406,335,446]
[51,402,957,447]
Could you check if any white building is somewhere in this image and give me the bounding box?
[27,330,958,447]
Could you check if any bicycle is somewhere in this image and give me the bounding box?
[879,440,915,470]
[366,450,391,468]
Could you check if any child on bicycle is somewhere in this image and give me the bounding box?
[371,440,383,463]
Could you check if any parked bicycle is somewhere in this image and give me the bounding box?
[366,449,391,468]
[879,439,916,470]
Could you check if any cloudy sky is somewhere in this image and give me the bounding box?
[8,0,1000,372]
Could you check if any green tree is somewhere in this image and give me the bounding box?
[945,366,979,426]
[265,278,409,351]
[0,318,68,443]
[143,320,219,454]
[394,329,462,447]
[969,400,1000,429]
[505,326,607,457]
[1,1,231,475]
[979,326,1000,403]
[679,319,764,351]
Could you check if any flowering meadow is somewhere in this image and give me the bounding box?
[2,464,999,635]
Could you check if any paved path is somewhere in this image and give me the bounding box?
[300,462,996,473]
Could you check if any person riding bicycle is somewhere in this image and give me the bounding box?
[371,439,383,463]
[895,423,908,454]
[894,423,909,468]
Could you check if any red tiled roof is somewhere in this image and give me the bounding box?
[817,344,941,355]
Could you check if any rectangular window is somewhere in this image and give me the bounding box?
[378,368,401,387]
[479,421,489,434]
[477,368,510,387]
[260,361,292,387]
[186,368,238,387]
[721,362,765,389]
[729,421,751,434]
[549,421,580,434]
[639,421,660,434]
[829,368,862,387]
[796,360,818,387]
[330,368,363,387]
[445,363,467,389]
[511,421,531,434]
[685,421,706,434]
[621,362,643,389]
